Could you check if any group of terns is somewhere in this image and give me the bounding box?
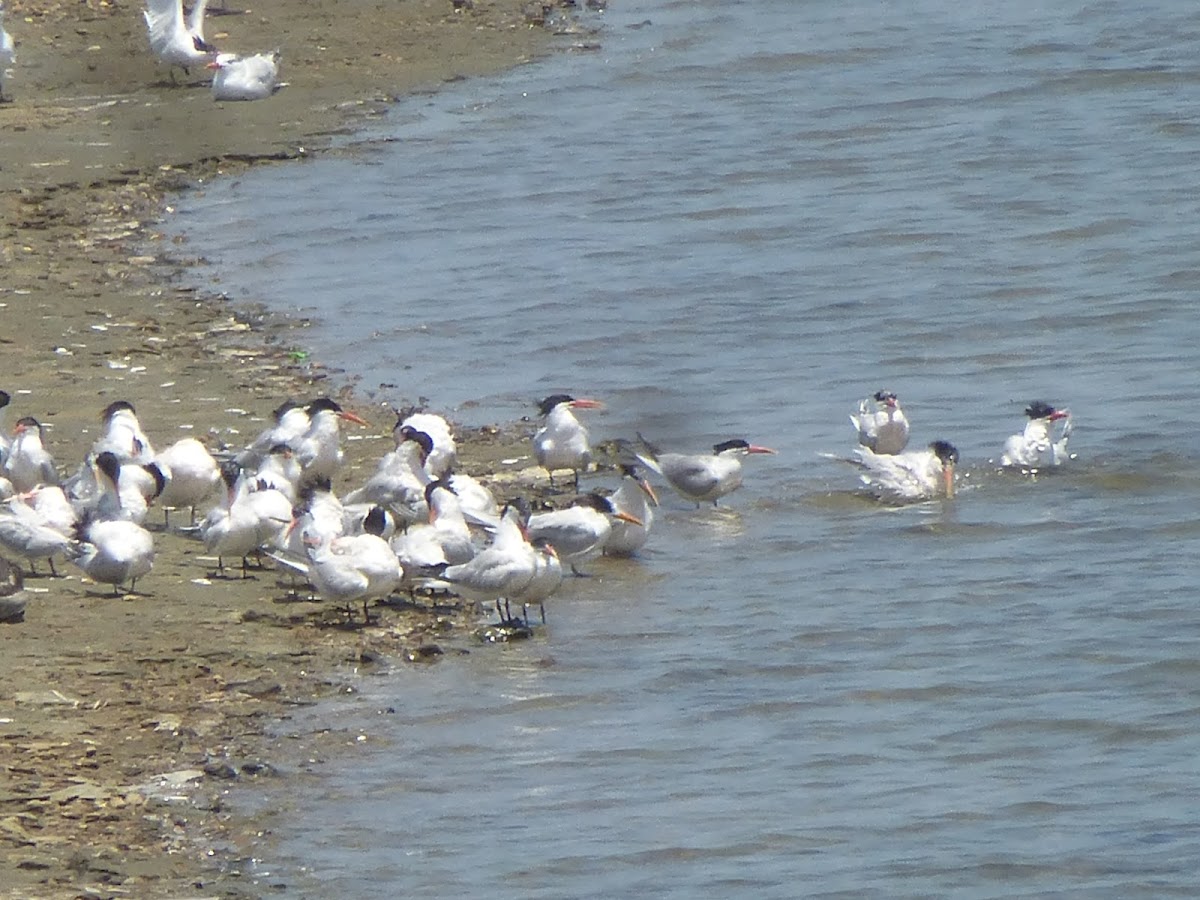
[1,0,281,101]
[834,390,1074,502]
[0,387,1072,626]
[142,0,282,99]
[0,394,644,627]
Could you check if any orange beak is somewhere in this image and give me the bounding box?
[569,398,605,410]
[942,462,956,499]
[638,478,659,507]
[614,511,643,527]
[338,410,369,427]
[746,445,776,455]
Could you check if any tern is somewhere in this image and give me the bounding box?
[533,394,603,489]
[143,0,216,80]
[237,399,310,470]
[343,424,433,521]
[199,462,292,576]
[296,524,403,624]
[850,390,909,455]
[0,4,14,103]
[603,464,659,557]
[431,503,536,623]
[528,492,643,575]
[515,539,563,624]
[0,390,11,470]
[92,400,155,464]
[291,397,369,486]
[84,452,163,526]
[635,434,776,507]
[153,437,223,527]
[0,490,74,577]
[1000,401,1072,469]
[249,443,303,504]
[207,50,283,101]
[70,516,156,595]
[391,480,476,579]
[397,409,458,479]
[4,417,58,493]
[0,556,25,624]
[843,440,959,503]
[69,456,156,593]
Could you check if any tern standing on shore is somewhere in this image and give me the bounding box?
[533,394,603,489]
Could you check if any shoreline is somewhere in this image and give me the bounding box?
[0,1,591,895]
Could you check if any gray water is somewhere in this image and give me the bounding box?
[171,0,1200,895]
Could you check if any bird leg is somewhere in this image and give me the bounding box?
[48,558,58,578]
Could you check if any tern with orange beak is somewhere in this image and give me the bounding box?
[207,50,282,102]
[1000,401,1072,469]
[635,435,776,507]
[292,397,369,486]
[847,440,959,503]
[528,492,643,576]
[603,464,659,557]
[533,394,604,489]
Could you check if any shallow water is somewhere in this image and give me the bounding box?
[172,0,1200,894]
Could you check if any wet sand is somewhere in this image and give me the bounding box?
[0,0,589,895]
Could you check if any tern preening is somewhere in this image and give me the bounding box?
[397,409,458,479]
[199,461,292,576]
[208,50,283,101]
[845,440,959,503]
[92,400,155,465]
[533,394,603,489]
[143,0,216,80]
[603,464,658,557]
[153,437,223,527]
[635,434,776,507]
[850,390,909,455]
[343,424,434,525]
[1000,401,1072,469]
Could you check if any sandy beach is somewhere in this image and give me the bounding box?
[0,1,582,895]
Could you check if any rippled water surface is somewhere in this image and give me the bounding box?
[172,0,1200,895]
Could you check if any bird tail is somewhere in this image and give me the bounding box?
[633,433,663,475]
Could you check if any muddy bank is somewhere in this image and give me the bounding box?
[0,0,601,895]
